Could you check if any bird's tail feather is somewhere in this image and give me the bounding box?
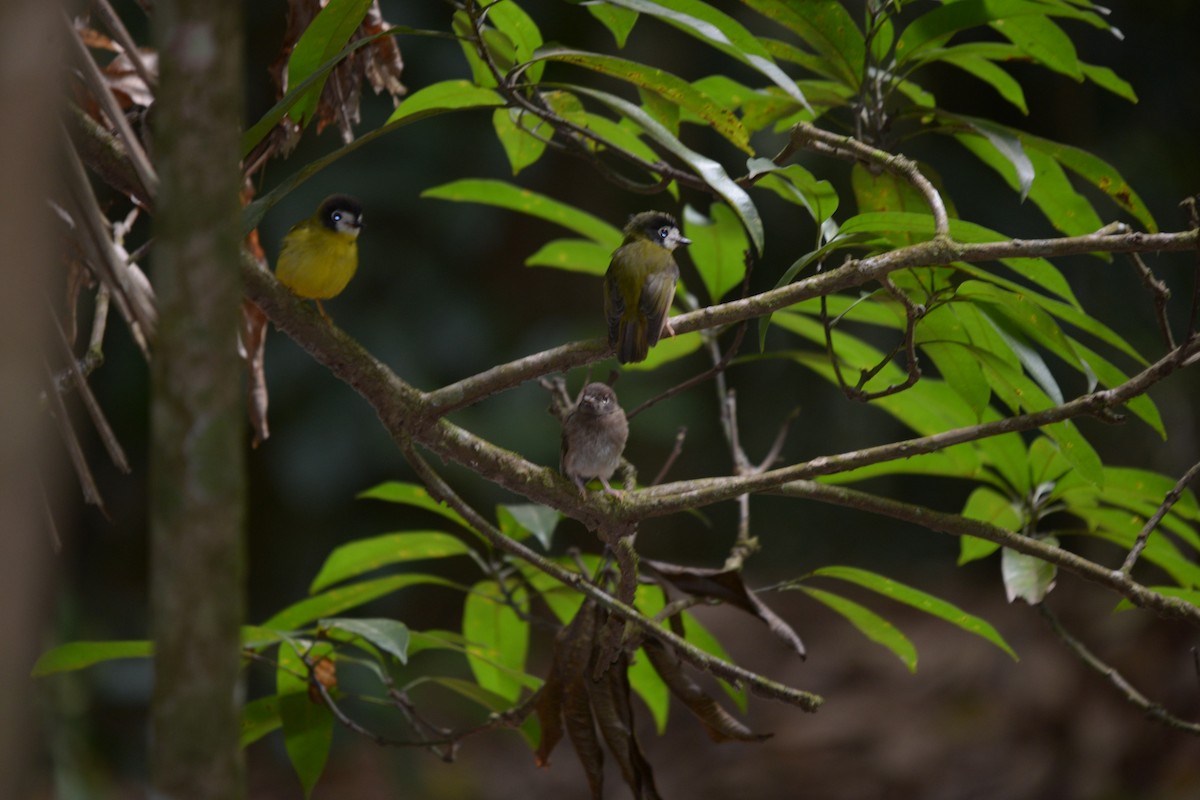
[616,319,648,364]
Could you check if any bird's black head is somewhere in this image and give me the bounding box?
[624,210,690,250]
[319,194,365,235]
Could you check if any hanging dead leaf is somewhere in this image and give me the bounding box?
[643,559,806,659]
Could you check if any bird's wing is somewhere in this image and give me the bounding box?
[603,263,627,346]
[639,262,679,346]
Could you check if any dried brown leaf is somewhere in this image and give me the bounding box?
[642,638,771,744]
[643,559,806,659]
[586,652,662,800]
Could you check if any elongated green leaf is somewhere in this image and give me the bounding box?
[489,0,544,83]
[287,0,373,128]
[310,531,470,593]
[492,107,549,175]
[795,586,917,671]
[278,641,334,798]
[740,0,865,89]
[895,0,1086,64]
[811,566,1018,660]
[319,617,410,664]
[423,178,622,246]
[358,481,472,530]
[524,238,612,275]
[587,2,638,47]
[532,48,750,152]
[240,695,283,747]
[32,640,153,676]
[935,52,1028,113]
[916,305,991,419]
[620,330,704,371]
[992,13,1081,79]
[972,349,1103,485]
[956,134,1102,237]
[959,486,1021,564]
[602,0,812,112]
[1081,61,1137,102]
[752,159,839,227]
[569,84,765,254]
[265,574,459,631]
[242,27,399,157]
[497,503,563,549]
[684,202,748,302]
[386,80,504,125]
[958,280,1089,381]
[958,116,1036,200]
[463,580,531,703]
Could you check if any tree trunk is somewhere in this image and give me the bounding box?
[150,0,246,796]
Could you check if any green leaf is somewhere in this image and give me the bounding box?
[587,2,638,47]
[286,0,373,128]
[740,0,865,89]
[489,0,544,83]
[751,160,839,227]
[568,84,765,254]
[795,586,917,672]
[492,107,550,175]
[896,0,1071,64]
[240,695,283,747]
[602,0,813,112]
[422,178,622,247]
[959,486,1021,564]
[532,48,751,153]
[358,481,473,531]
[524,238,613,275]
[977,431,1033,497]
[1002,536,1060,603]
[385,80,504,125]
[309,531,471,593]
[1081,61,1137,102]
[264,574,459,631]
[463,580,531,703]
[933,51,1028,114]
[811,566,1018,660]
[684,202,748,302]
[956,133,1103,237]
[619,330,704,371]
[278,641,334,798]
[32,640,153,676]
[957,116,1036,200]
[992,13,1082,80]
[318,618,410,664]
[496,503,563,549]
[915,304,990,419]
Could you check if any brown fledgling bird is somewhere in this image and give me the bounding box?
[560,382,629,497]
[604,210,691,364]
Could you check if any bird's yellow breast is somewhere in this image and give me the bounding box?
[275,222,359,300]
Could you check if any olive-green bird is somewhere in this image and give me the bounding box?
[275,194,365,317]
[603,211,691,364]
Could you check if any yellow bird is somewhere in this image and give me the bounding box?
[275,194,364,317]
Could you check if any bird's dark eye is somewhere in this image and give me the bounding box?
[333,212,343,222]
[658,226,670,239]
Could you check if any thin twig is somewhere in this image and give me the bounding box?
[1038,604,1200,735]
[1128,251,1175,350]
[1121,459,1200,575]
[650,426,687,487]
[90,0,157,89]
[789,121,948,236]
